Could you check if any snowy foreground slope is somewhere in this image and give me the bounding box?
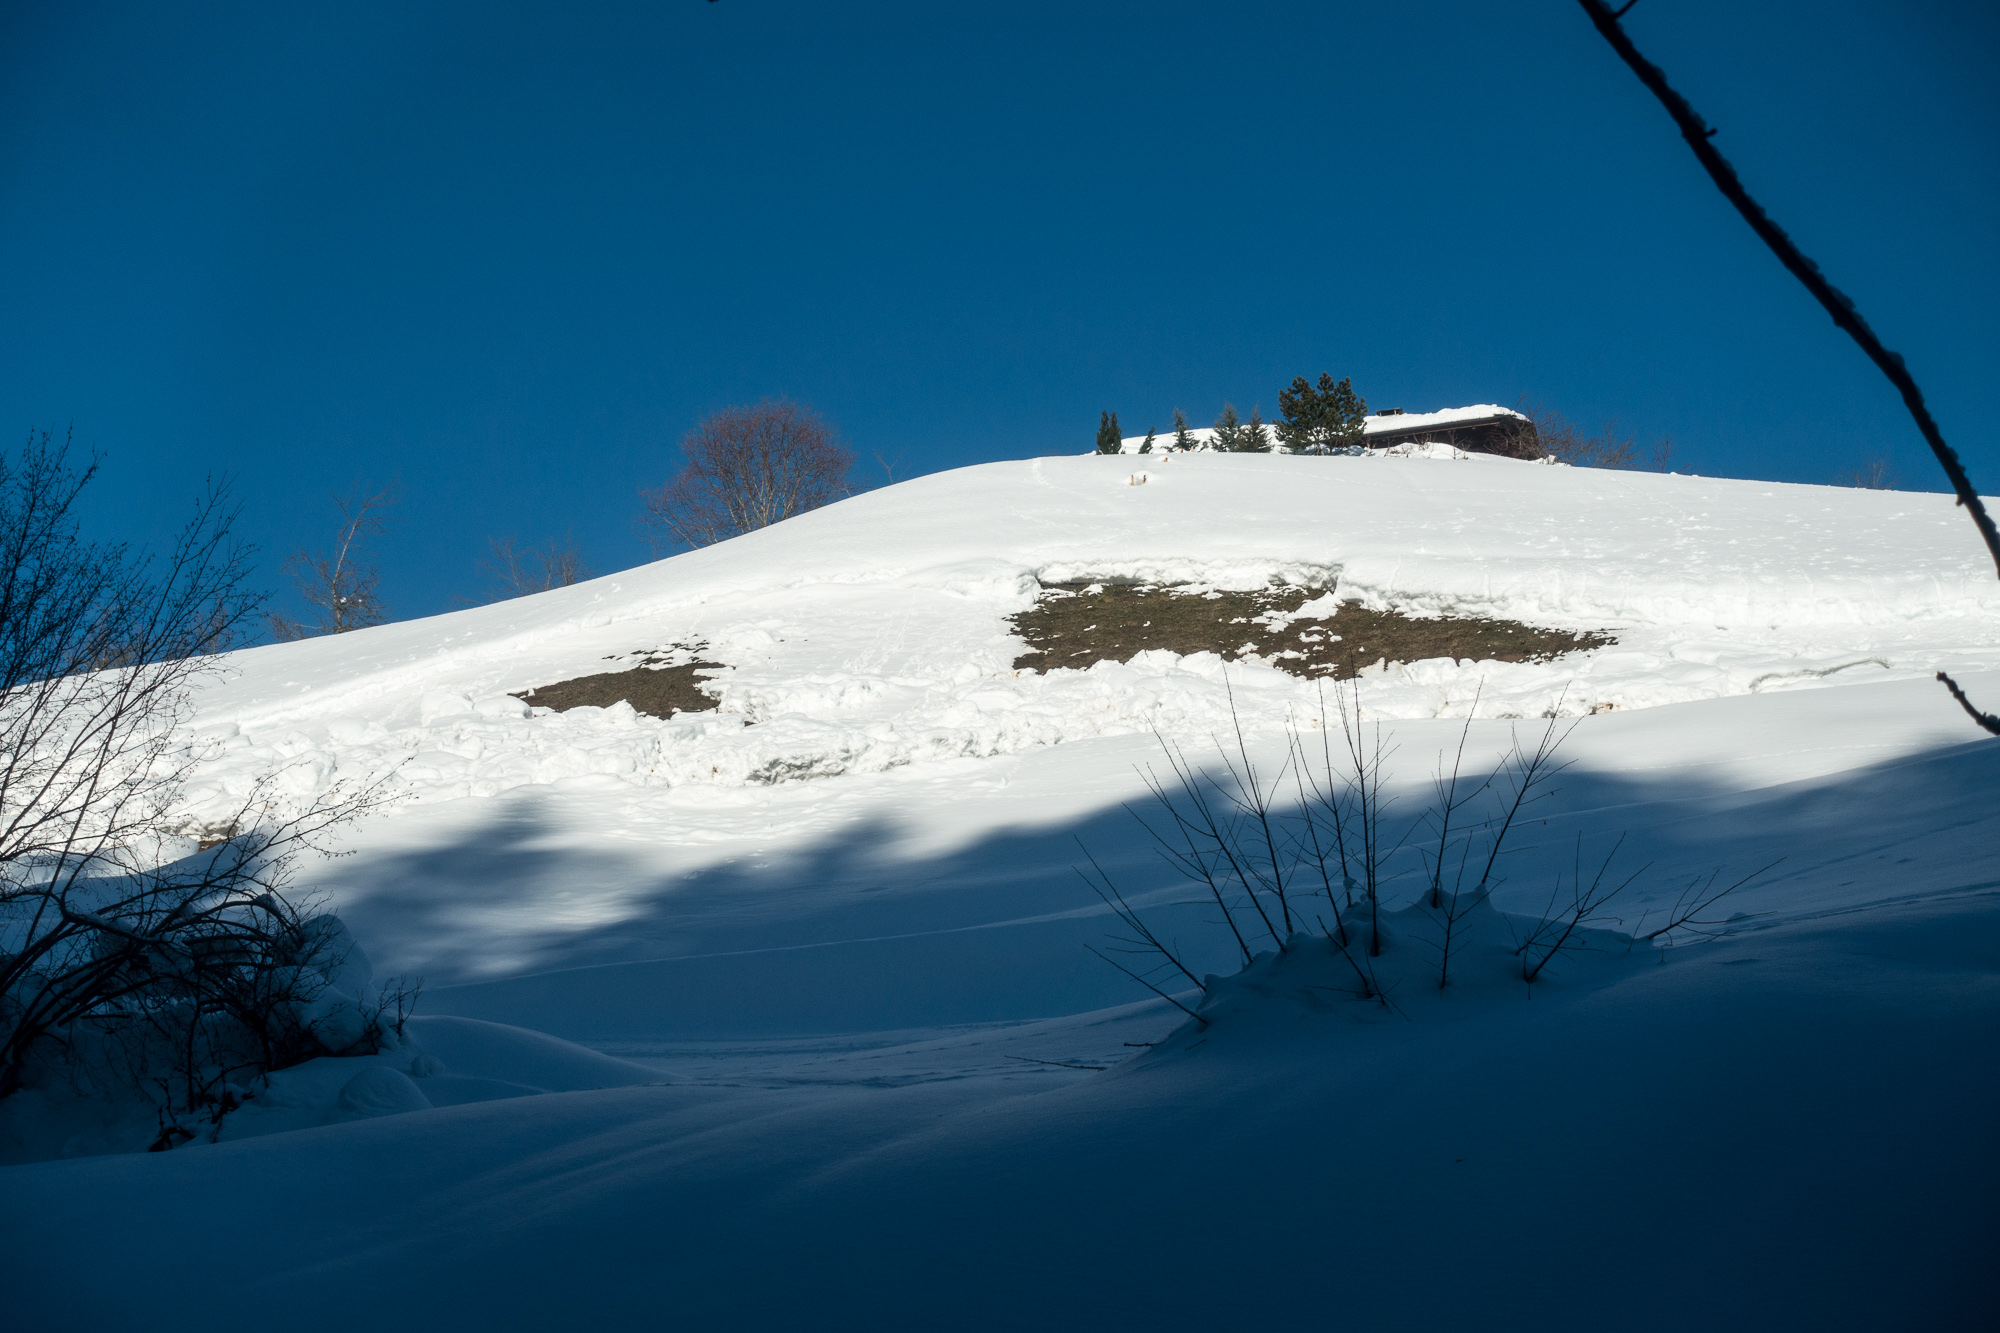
[6,451,1999,1329]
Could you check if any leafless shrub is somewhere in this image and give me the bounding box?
[269,482,401,639]
[1632,862,1779,948]
[638,400,854,552]
[1506,400,1674,471]
[1082,680,1574,1009]
[11,795,395,1134]
[0,432,395,1126]
[1079,676,1778,1015]
[1511,833,1647,982]
[477,532,592,600]
[1842,457,1901,490]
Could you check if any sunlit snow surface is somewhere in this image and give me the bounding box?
[181,451,1999,818]
[6,452,1997,1329]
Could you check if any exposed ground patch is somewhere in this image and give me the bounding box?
[514,644,729,719]
[1009,583,1612,679]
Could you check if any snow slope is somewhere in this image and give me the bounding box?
[177,451,2000,824]
[5,451,1998,1328]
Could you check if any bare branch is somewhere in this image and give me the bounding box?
[1936,671,2000,736]
[270,482,401,638]
[1577,0,2000,579]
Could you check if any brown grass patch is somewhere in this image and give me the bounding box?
[1009,583,1611,680]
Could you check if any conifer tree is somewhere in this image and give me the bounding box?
[1324,375,1367,448]
[1276,375,1318,453]
[1138,428,1155,454]
[1171,408,1194,452]
[1241,406,1272,452]
[1276,373,1370,452]
[1096,410,1122,454]
[1212,403,1243,452]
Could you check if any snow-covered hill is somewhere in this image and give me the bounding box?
[180,450,2000,817]
[6,450,1997,1329]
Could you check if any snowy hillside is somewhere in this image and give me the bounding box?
[177,449,2000,821]
[6,449,1997,1329]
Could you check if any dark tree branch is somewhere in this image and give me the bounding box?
[1577,1,2000,582]
[1084,945,1208,1027]
[1935,671,2000,736]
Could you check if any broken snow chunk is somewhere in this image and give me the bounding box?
[419,690,477,724]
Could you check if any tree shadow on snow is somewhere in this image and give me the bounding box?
[308,731,2000,1043]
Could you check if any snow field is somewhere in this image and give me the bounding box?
[6,452,1998,1327]
[173,452,2000,831]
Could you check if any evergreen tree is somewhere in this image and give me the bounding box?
[1275,373,1370,452]
[1138,428,1155,454]
[1276,375,1317,453]
[1171,408,1194,452]
[1241,406,1272,452]
[1212,403,1243,452]
[1324,375,1367,448]
[1096,410,1122,454]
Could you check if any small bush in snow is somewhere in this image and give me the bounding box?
[1081,680,1769,1023]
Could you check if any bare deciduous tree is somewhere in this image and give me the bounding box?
[1503,400,1674,471]
[477,532,592,600]
[638,400,853,552]
[269,483,401,640]
[0,432,395,1117]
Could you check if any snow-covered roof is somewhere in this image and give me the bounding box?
[1115,404,1527,452]
[1362,403,1526,436]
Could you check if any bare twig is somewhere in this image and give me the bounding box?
[1518,833,1649,982]
[1638,859,1781,944]
[1084,945,1208,1027]
[1075,840,1207,994]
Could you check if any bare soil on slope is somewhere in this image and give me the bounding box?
[1009,583,1611,680]
[514,645,729,718]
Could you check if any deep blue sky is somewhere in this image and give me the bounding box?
[4,1,1995,627]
